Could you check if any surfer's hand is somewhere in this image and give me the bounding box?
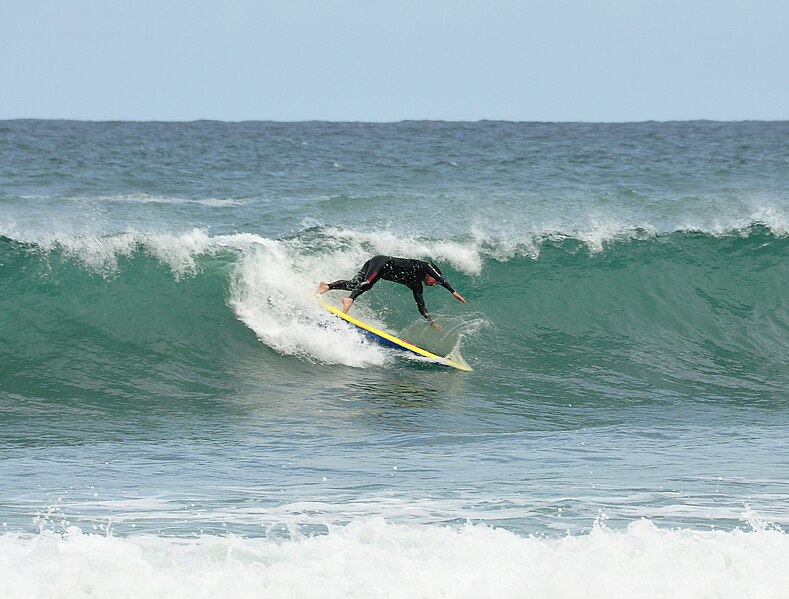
[430,321,442,330]
[452,291,466,304]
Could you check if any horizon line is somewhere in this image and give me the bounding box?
[3,117,788,125]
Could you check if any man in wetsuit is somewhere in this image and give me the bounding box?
[316,255,466,327]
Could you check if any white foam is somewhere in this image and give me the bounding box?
[228,238,388,367]
[321,227,484,275]
[0,215,21,241]
[223,228,485,366]
[23,229,271,278]
[1,519,787,599]
[4,212,788,280]
[37,231,140,273]
[32,229,220,278]
[101,194,247,207]
[746,203,789,236]
[143,229,215,278]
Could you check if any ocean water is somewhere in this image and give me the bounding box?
[1,120,789,597]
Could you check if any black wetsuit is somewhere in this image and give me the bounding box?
[328,255,456,321]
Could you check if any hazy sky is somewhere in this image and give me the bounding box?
[1,0,787,121]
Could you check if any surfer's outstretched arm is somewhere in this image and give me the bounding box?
[436,274,466,304]
[412,289,430,320]
[412,290,441,328]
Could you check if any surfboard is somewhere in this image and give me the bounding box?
[320,302,472,372]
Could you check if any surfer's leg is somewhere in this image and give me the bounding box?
[327,258,372,292]
[344,256,385,301]
[326,256,387,310]
[361,255,388,284]
[327,272,364,292]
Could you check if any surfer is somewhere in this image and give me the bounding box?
[316,255,466,327]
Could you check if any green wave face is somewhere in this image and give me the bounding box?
[3,228,788,407]
[1,237,252,406]
[474,229,789,403]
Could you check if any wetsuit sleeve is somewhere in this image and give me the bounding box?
[426,264,455,294]
[413,289,431,320]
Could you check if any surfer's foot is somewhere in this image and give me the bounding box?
[341,297,353,313]
[316,282,329,295]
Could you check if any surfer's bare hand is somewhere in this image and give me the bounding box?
[430,321,442,330]
[452,291,466,303]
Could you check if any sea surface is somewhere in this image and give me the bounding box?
[1,120,788,597]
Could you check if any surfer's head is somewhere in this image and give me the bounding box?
[424,263,442,285]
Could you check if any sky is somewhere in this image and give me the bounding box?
[1,0,787,122]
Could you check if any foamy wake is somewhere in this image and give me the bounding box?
[228,236,389,367]
[227,227,490,367]
[0,519,787,599]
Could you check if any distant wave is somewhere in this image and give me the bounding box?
[99,193,247,207]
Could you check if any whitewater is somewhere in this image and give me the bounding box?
[1,120,788,597]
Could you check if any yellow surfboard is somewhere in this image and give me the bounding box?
[320,302,472,372]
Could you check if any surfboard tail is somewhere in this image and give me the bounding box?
[441,350,472,372]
